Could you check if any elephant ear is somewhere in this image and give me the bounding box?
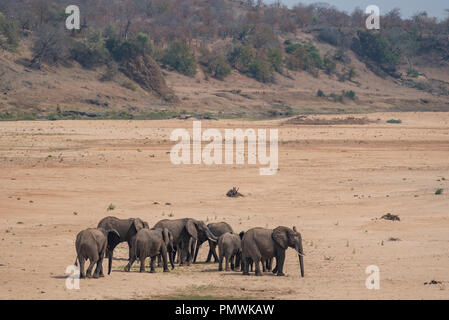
[143,221,149,229]
[133,218,145,232]
[107,229,121,251]
[272,226,289,250]
[186,220,198,240]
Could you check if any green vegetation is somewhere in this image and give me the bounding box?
[285,43,323,74]
[435,188,443,195]
[107,204,116,211]
[199,48,231,80]
[0,12,18,51]
[386,119,402,124]
[162,41,197,76]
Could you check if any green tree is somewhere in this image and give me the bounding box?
[162,41,197,76]
[0,12,18,51]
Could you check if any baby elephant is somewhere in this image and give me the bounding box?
[218,232,244,271]
[124,228,173,273]
[75,227,120,279]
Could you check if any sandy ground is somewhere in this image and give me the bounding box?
[0,112,448,300]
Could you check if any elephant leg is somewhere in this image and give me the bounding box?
[157,254,162,267]
[78,256,86,279]
[169,250,175,269]
[225,255,231,271]
[262,259,267,273]
[276,251,286,276]
[272,258,278,274]
[230,255,235,271]
[86,259,96,278]
[161,247,169,272]
[124,254,136,272]
[242,257,250,275]
[149,257,156,273]
[127,241,132,261]
[210,241,219,263]
[254,258,263,276]
[266,258,272,272]
[218,250,224,271]
[140,257,146,273]
[99,256,105,277]
[206,246,212,263]
[193,241,201,263]
[93,257,102,278]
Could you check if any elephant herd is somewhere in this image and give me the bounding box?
[74,216,305,279]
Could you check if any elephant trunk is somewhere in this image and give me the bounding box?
[299,254,304,278]
[108,250,113,275]
[296,242,305,277]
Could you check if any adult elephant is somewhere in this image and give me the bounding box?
[242,226,304,277]
[97,216,149,274]
[192,222,233,263]
[153,218,217,266]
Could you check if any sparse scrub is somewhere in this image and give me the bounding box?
[386,119,402,124]
[435,188,443,195]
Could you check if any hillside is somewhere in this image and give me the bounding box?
[1,0,449,120]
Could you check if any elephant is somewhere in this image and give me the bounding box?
[218,232,244,271]
[124,228,173,273]
[97,216,149,274]
[192,222,233,263]
[153,218,218,266]
[74,227,120,278]
[241,226,304,277]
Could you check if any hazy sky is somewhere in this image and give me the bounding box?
[266,0,449,20]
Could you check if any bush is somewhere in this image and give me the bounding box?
[31,24,71,69]
[199,49,231,80]
[0,12,18,51]
[267,48,283,73]
[162,41,197,76]
[323,52,336,75]
[435,188,443,195]
[351,31,399,71]
[227,45,256,74]
[70,29,110,68]
[106,32,153,62]
[248,59,272,83]
[343,90,356,100]
[285,43,323,73]
[386,119,402,124]
[407,68,419,77]
[317,89,325,97]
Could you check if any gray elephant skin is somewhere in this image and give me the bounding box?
[124,228,173,273]
[218,232,243,271]
[242,226,304,277]
[74,227,120,278]
[153,218,218,266]
[97,216,149,274]
[193,222,233,263]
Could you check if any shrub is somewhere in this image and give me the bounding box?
[106,32,153,62]
[317,89,325,97]
[323,52,336,75]
[0,12,18,51]
[407,68,419,77]
[267,48,283,73]
[386,119,402,124]
[343,90,356,100]
[435,188,443,195]
[285,43,323,73]
[70,29,110,68]
[31,24,71,69]
[248,59,272,83]
[162,41,197,76]
[121,81,137,91]
[199,49,231,80]
[351,31,399,71]
[227,45,256,74]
